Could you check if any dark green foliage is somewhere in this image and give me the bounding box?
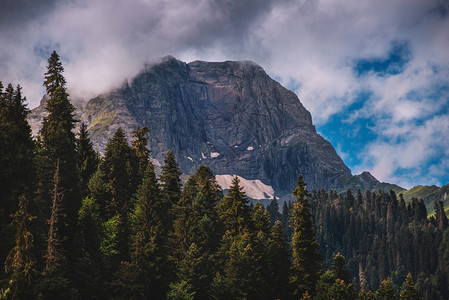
[218,175,251,235]
[170,166,222,298]
[102,127,138,219]
[39,160,73,298]
[310,188,444,298]
[359,289,377,299]
[38,51,81,272]
[269,220,292,299]
[221,232,263,299]
[0,83,35,280]
[43,51,67,96]
[252,202,271,235]
[77,123,99,198]
[267,197,281,225]
[160,150,182,206]
[74,196,106,298]
[176,243,213,299]
[101,127,138,262]
[190,166,222,252]
[131,126,150,180]
[434,201,448,231]
[111,261,145,299]
[87,168,111,222]
[290,175,322,296]
[377,277,397,299]
[4,195,36,298]
[130,159,171,298]
[315,270,357,300]
[400,273,420,300]
[333,253,352,284]
[167,281,195,300]
[171,175,198,262]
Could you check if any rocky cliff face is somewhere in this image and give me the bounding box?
[30,56,353,196]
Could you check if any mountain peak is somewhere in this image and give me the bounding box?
[31,56,355,195]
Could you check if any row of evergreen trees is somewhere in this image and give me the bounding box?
[294,188,449,299]
[0,51,430,299]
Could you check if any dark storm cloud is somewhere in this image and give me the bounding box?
[0,0,59,29]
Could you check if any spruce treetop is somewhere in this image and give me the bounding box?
[400,273,420,300]
[44,51,67,96]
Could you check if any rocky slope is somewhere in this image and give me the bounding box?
[30,56,358,196]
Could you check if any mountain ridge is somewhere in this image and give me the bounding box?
[29,56,399,198]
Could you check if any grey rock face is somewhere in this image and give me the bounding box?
[30,56,353,194]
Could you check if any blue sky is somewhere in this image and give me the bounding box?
[1,0,449,188]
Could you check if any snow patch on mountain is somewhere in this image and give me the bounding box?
[215,174,275,200]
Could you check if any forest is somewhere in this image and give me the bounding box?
[1,51,448,299]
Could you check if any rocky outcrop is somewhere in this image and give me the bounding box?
[30,56,353,195]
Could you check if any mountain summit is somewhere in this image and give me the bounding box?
[30,56,383,197]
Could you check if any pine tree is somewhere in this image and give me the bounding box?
[359,289,377,300]
[400,273,420,300]
[252,202,271,235]
[86,168,111,223]
[167,281,195,300]
[222,232,262,299]
[77,123,99,198]
[269,220,292,299]
[171,166,221,297]
[190,166,222,252]
[434,201,448,231]
[332,252,352,284]
[0,84,35,212]
[315,271,357,300]
[0,83,35,281]
[102,127,137,218]
[75,196,105,299]
[267,197,281,225]
[290,174,322,296]
[131,126,150,181]
[171,175,198,262]
[130,159,170,298]
[176,243,213,299]
[160,150,182,206]
[101,128,138,262]
[218,175,251,235]
[38,51,80,268]
[43,51,67,96]
[4,195,36,298]
[377,277,397,299]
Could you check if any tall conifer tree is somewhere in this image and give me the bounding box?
[38,51,80,266]
[400,273,420,300]
[77,123,99,198]
[160,150,182,206]
[101,127,137,261]
[290,174,322,297]
[130,159,170,298]
[0,83,35,279]
[131,126,150,181]
[218,176,251,235]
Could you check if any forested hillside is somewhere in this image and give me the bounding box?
[2,51,449,299]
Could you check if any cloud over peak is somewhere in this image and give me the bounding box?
[1,0,449,187]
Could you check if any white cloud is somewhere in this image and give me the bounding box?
[1,0,449,186]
